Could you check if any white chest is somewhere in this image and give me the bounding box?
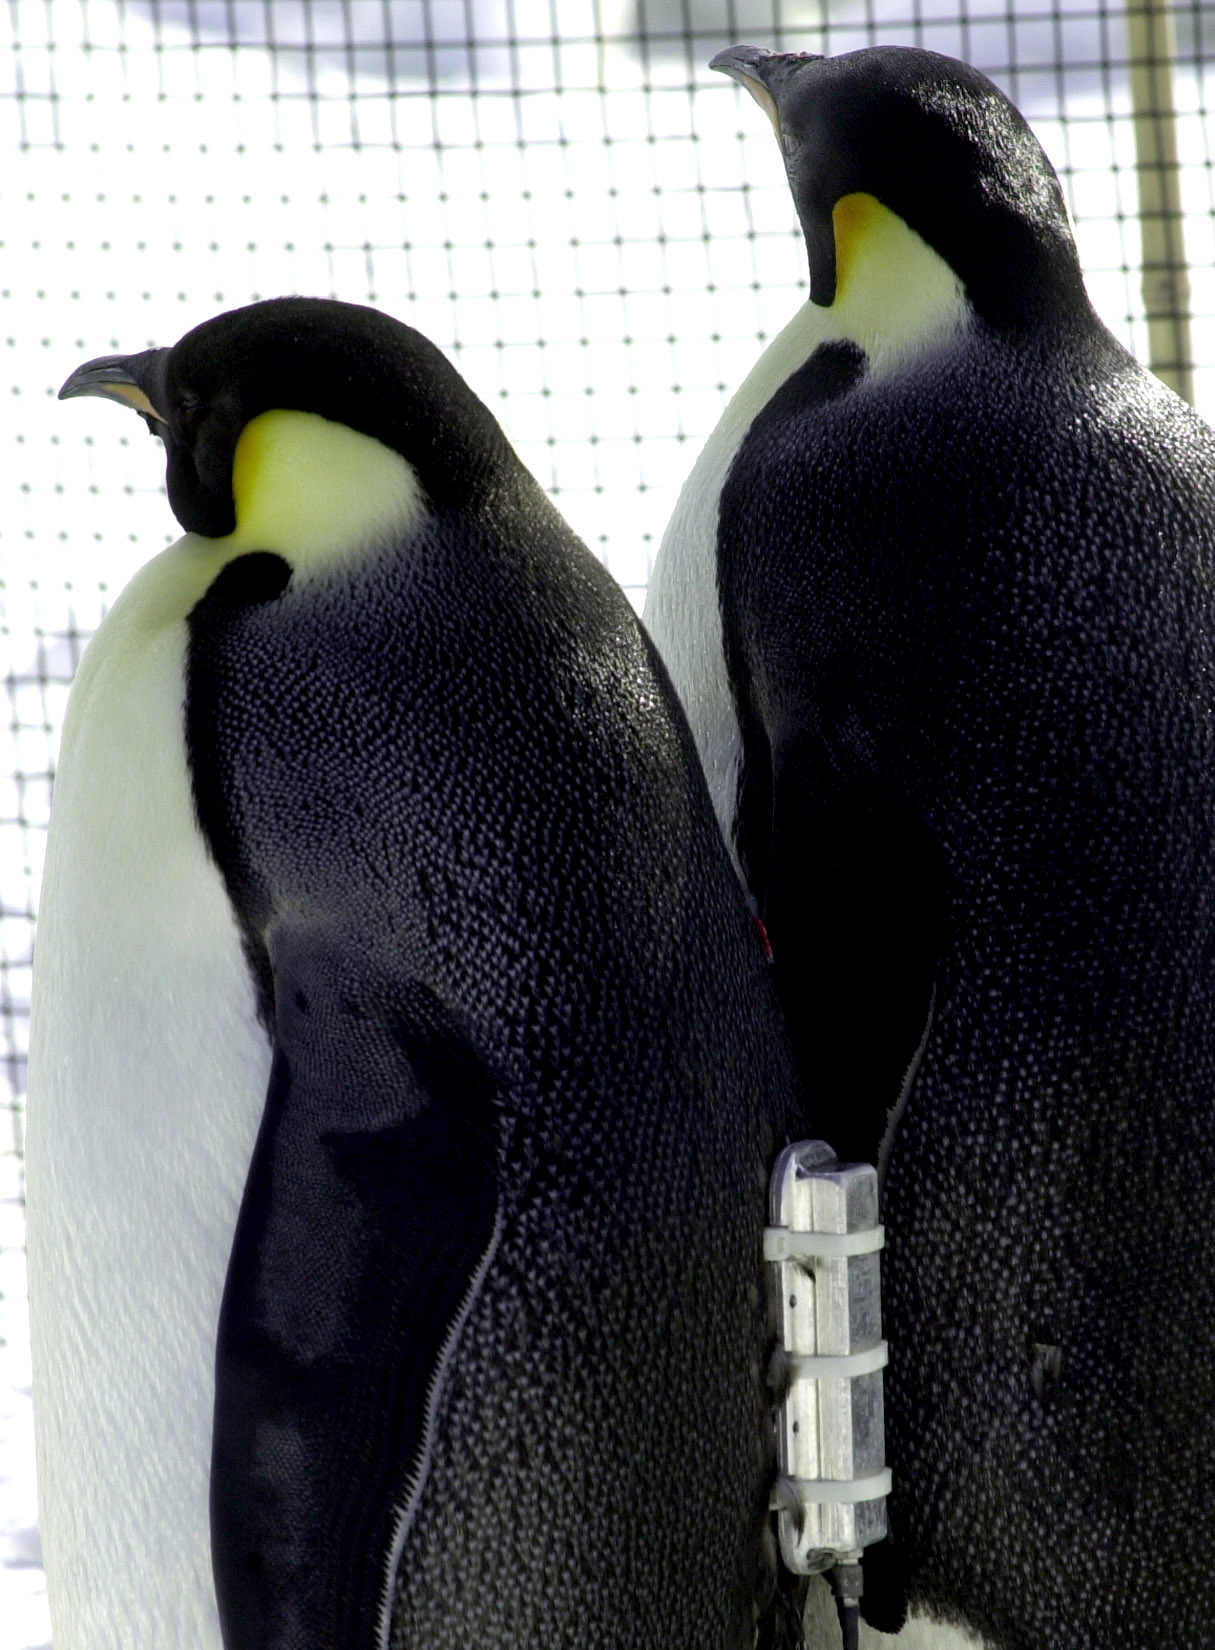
[643,199,970,851]
[643,300,835,849]
[26,544,272,1650]
[803,1577,988,1649]
[858,1614,988,1650]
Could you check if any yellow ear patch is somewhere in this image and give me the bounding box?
[832,193,891,300]
[824,191,969,371]
[227,408,426,573]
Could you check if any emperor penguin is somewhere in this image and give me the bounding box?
[644,45,1215,1650]
[27,296,808,1650]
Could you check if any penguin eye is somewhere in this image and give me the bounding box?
[164,389,200,439]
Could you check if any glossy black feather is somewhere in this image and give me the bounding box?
[706,45,1215,1650]
[721,281,1215,1650]
[173,299,807,1650]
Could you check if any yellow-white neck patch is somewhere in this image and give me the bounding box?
[50,409,429,722]
[225,408,426,572]
[817,191,969,373]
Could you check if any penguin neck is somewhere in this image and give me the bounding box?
[222,408,427,572]
[793,192,971,379]
[641,200,969,848]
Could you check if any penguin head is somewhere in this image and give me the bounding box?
[58,297,514,545]
[712,45,1087,328]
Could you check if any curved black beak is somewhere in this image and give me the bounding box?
[711,45,786,145]
[58,347,172,423]
[711,44,837,306]
[709,44,782,82]
[709,44,823,149]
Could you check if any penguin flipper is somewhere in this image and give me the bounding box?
[753,736,945,1165]
[210,944,501,1650]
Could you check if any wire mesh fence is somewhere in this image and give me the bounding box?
[2,1,1213,1642]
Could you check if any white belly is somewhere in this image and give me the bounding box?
[643,300,830,852]
[860,1616,988,1650]
[26,540,271,1650]
[803,1577,988,1650]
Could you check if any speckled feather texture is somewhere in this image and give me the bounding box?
[34,299,813,1650]
[719,208,1215,1650]
[184,470,809,1645]
[674,45,1215,1650]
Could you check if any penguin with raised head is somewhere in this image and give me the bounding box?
[644,45,1215,1650]
[28,295,807,1650]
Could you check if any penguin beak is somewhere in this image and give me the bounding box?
[711,46,787,146]
[711,45,837,308]
[710,44,821,152]
[58,347,171,424]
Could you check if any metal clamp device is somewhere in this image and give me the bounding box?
[765,1141,891,1636]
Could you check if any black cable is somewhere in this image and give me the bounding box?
[830,1560,865,1650]
[836,1597,860,1650]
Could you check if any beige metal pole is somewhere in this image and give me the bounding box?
[1126,0,1194,403]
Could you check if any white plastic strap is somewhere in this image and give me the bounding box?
[772,1468,893,1509]
[784,1342,888,1380]
[763,1225,885,1262]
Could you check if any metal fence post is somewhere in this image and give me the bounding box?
[1127,0,1195,403]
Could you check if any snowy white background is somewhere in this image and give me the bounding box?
[3,2,1215,1645]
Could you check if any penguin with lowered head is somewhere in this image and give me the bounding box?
[28,296,808,1650]
[645,44,1215,1650]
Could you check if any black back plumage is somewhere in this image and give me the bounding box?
[711,47,1215,1650]
[123,299,810,1649]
